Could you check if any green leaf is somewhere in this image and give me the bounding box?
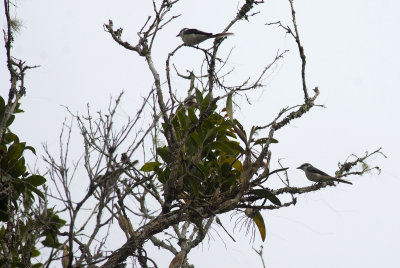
[226,141,244,154]
[140,161,161,172]
[177,109,189,130]
[226,93,233,121]
[248,189,282,206]
[3,132,19,144]
[25,175,46,186]
[24,146,36,155]
[42,233,61,248]
[200,93,210,112]
[222,157,243,172]
[254,137,279,145]
[188,107,198,123]
[189,133,200,146]
[195,89,203,106]
[253,211,266,241]
[12,181,25,197]
[8,158,26,177]
[32,263,43,268]
[14,103,24,113]
[8,142,24,160]
[27,184,45,200]
[154,166,169,184]
[6,115,15,127]
[203,128,217,144]
[211,141,235,155]
[31,249,41,257]
[156,147,172,164]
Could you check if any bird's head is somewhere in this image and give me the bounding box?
[177,28,188,37]
[297,163,312,171]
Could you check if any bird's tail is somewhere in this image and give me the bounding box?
[212,32,234,38]
[333,178,353,185]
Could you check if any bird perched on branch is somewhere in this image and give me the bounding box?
[297,163,352,185]
[177,28,233,46]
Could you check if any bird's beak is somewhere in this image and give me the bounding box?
[176,34,180,37]
[296,166,301,169]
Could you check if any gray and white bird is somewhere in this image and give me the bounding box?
[177,28,233,46]
[297,163,352,185]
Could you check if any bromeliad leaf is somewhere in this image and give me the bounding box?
[254,137,279,145]
[248,189,282,206]
[211,141,236,155]
[195,89,203,106]
[177,109,189,130]
[253,211,266,241]
[140,161,162,172]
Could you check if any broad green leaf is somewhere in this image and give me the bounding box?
[203,128,217,144]
[33,263,43,268]
[225,129,237,139]
[8,142,24,160]
[140,161,161,172]
[154,166,169,184]
[188,107,198,123]
[3,132,18,144]
[195,89,203,105]
[25,175,46,186]
[226,141,244,154]
[200,93,210,112]
[253,211,266,241]
[248,189,282,206]
[189,133,200,146]
[226,93,233,121]
[211,141,235,155]
[156,147,172,164]
[177,109,188,130]
[31,249,41,257]
[8,158,26,178]
[29,186,45,200]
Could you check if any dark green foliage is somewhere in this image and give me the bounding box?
[142,90,245,200]
[0,96,64,267]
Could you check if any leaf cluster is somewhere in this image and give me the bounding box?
[142,90,244,200]
[0,96,65,267]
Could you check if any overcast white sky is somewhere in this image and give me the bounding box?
[1,0,399,267]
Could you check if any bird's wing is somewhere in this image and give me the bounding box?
[307,166,332,177]
[183,28,213,36]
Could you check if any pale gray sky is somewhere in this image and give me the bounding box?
[1,0,399,267]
